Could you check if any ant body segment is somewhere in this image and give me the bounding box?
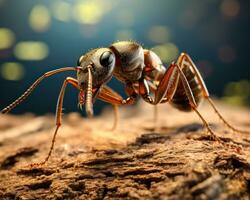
[1,41,249,166]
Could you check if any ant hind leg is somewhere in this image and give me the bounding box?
[174,64,221,141]
[206,97,250,134]
[192,106,219,141]
[178,53,250,134]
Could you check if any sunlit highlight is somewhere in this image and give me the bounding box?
[29,5,51,32]
[0,28,15,50]
[14,41,49,60]
[0,62,25,81]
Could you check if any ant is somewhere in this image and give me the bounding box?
[1,41,249,166]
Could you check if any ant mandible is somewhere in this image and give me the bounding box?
[1,41,249,166]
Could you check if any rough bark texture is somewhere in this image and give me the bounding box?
[0,100,249,200]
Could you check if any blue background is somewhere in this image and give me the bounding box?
[0,0,249,115]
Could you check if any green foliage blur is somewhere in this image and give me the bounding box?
[222,80,250,107]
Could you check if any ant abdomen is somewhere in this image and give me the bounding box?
[170,66,203,112]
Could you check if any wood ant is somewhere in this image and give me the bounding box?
[1,41,249,166]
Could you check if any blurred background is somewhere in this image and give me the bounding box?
[0,0,250,115]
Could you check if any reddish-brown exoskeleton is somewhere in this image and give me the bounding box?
[1,41,248,166]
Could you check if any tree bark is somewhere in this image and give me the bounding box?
[0,100,249,200]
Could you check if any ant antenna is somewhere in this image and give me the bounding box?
[86,65,93,117]
[1,67,79,114]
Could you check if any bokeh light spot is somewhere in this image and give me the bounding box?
[0,0,5,6]
[52,1,71,22]
[73,0,103,24]
[152,43,179,63]
[221,0,240,18]
[148,26,171,44]
[196,60,213,78]
[218,45,236,63]
[14,41,49,61]
[29,5,51,32]
[0,28,15,50]
[178,4,203,29]
[0,62,25,81]
[116,10,135,27]
[115,30,135,41]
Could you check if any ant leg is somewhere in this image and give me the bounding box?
[138,78,153,103]
[153,62,219,140]
[98,85,138,130]
[154,63,180,104]
[154,105,158,125]
[99,84,137,106]
[137,79,161,129]
[175,64,219,140]
[111,104,119,131]
[1,67,78,114]
[97,83,143,130]
[97,85,123,131]
[206,98,249,134]
[177,53,250,134]
[151,105,160,131]
[31,77,79,166]
[99,85,124,105]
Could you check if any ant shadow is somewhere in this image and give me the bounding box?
[138,122,219,145]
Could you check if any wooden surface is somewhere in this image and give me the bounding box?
[0,100,250,200]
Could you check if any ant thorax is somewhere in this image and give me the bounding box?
[110,41,145,82]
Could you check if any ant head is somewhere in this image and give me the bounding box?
[77,48,115,88]
[76,48,116,117]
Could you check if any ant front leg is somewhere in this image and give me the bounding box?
[98,83,138,106]
[98,84,137,106]
[177,53,250,134]
[30,77,79,167]
[138,78,160,129]
[96,84,137,130]
[96,85,122,130]
[138,78,153,103]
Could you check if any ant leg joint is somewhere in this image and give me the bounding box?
[143,94,153,104]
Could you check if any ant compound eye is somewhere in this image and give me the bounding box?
[77,55,84,66]
[100,51,115,68]
[77,59,80,66]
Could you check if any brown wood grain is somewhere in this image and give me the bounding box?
[0,100,249,199]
